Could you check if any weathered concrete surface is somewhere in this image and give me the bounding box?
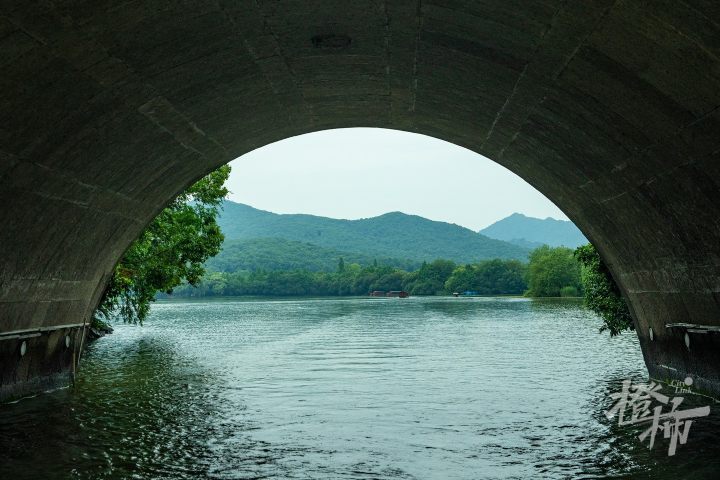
[1,1,720,399]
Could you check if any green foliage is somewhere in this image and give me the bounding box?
[403,259,457,295]
[574,244,633,336]
[560,285,579,297]
[95,165,231,324]
[525,245,582,297]
[169,257,531,299]
[444,259,527,295]
[372,270,406,291]
[169,264,406,297]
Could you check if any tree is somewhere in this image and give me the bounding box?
[444,259,527,294]
[371,271,406,291]
[525,245,582,297]
[404,259,456,295]
[94,165,231,324]
[574,243,633,336]
[477,259,527,294]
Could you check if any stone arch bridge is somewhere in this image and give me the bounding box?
[2,1,720,400]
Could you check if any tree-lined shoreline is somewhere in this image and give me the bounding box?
[167,246,581,299]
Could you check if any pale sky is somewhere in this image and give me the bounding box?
[227,128,567,231]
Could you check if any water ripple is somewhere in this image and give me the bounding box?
[2,297,719,479]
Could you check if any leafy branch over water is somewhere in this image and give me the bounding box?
[574,244,633,336]
[94,165,231,325]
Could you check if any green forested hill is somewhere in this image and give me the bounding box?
[217,201,529,264]
[206,237,422,273]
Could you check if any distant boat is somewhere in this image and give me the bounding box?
[386,290,409,298]
[369,290,386,297]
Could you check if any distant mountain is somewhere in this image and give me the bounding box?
[500,237,545,250]
[216,201,529,264]
[479,213,587,249]
[207,237,422,273]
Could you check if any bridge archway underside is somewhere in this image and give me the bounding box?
[2,1,720,399]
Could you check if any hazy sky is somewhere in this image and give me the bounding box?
[227,128,567,231]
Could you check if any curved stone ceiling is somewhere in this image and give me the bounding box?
[2,1,720,397]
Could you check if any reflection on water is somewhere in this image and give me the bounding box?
[2,297,719,479]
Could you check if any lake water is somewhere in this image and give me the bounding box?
[2,297,720,479]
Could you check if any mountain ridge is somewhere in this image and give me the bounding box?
[479,212,587,248]
[216,201,530,264]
